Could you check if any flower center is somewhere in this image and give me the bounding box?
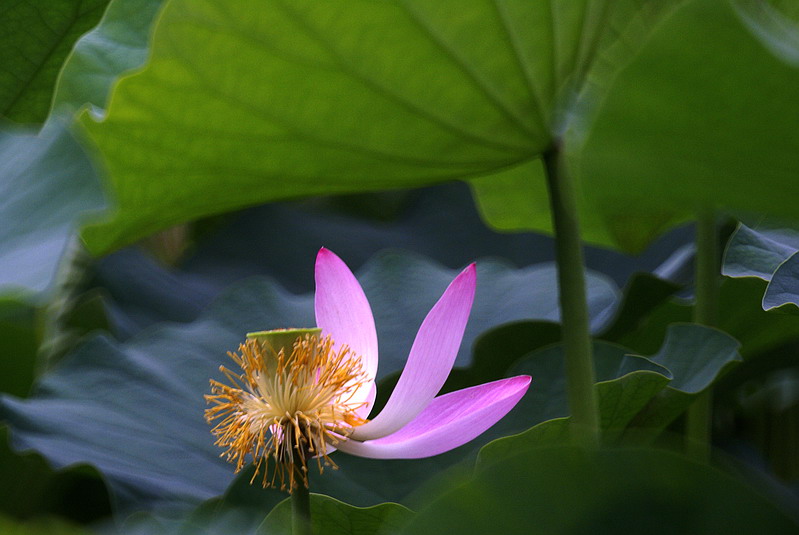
[205,333,368,490]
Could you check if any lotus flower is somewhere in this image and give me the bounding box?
[206,248,531,490]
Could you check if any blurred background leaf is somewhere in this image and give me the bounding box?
[0,120,106,301]
[0,515,90,535]
[90,182,690,340]
[479,324,740,457]
[0,429,111,528]
[0,251,623,513]
[723,221,799,312]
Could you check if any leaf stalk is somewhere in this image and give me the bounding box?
[543,147,600,448]
[686,210,719,462]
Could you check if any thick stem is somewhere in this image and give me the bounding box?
[686,211,719,462]
[543,148,600,448]
[291,478,312,535]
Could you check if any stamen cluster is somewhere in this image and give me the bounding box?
[205,334,368,490]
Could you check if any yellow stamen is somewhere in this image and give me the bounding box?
[205,334,368,491]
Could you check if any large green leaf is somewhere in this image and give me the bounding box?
[467,160,558,240]
[70,0,799,253]
[0,120,106,301]
[78,0,680,253]
[572,0,799,251]
[0,0,109,124]
[51,0,166,115]
[401,446,799,534]
[0,253,620,511]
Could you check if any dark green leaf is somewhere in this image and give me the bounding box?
[258,495,411,535]
[0,300,38,397]
[627,324,742,435]
[0,427,111,524]
[598,272,682,342]
[0,516,90,535]
[484,324,740,455]
[0,0,109,123]
[402,446,799,534]
[617,277,799,360]
[478,341,670,459]
[573,0,799,250]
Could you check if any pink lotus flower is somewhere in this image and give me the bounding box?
[206,248,530,489]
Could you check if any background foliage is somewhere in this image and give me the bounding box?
[1,0,798,533]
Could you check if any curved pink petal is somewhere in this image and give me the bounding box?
[351,264,476,440]
[355,383,377,420]
[315,248,378,397]
[323,384,377,456]
[337,376,531,459]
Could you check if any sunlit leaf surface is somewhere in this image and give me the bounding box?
[79,0,680,253]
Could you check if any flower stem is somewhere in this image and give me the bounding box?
[685,210,719,462]
[543,147,600,448]
[291,479,312,535]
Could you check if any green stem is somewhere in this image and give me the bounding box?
[543,147,600,448]
[685,210,719,462]
[291,479,312,535]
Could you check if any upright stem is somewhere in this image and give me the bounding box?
[291,479,312,535]
[686,210,719,462]
[543,147,600,448]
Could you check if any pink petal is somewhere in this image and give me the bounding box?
[351,264,476,440]
[355,383,377,420]
[337,376,531,459]
[324,383,377,456]
[315,248,379,396]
